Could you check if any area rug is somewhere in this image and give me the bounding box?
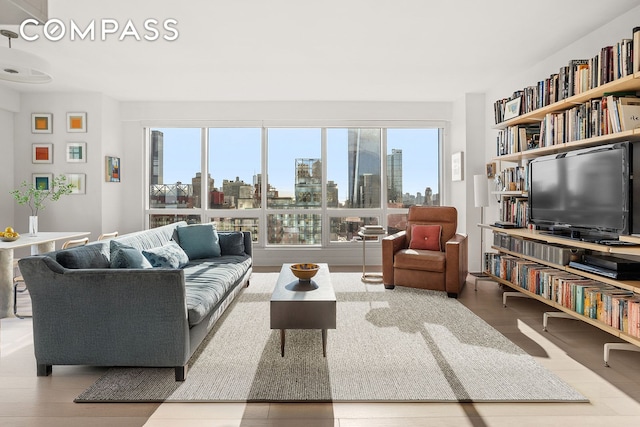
[75,272,587,403]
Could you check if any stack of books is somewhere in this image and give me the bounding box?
[359,225,386,235]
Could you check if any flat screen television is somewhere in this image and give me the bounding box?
[528,141,632,240]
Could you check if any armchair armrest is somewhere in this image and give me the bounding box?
[382,231,407,286]
[444,233,468,297]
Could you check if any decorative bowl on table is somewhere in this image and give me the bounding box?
[290,263,319,281]
[0,234,20,242]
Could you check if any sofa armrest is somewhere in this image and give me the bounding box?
[19,256,191,367]
[382,231,407,286]
[445,233,468,296]
[242,231,253,257]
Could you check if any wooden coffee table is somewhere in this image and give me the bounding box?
[270,263,336,357]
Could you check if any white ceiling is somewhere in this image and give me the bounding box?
[1,0,640,102]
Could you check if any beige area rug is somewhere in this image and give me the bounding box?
[75,272,587,403]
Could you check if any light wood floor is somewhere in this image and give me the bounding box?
[2,271,640,426]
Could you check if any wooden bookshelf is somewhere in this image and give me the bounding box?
[495,72,640,130]
[483,224,640,354]
[494,129,637,162]
[487,272,640,348]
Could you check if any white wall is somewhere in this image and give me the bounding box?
[12,92,120,243]
[101,95,125,236]
[448,93,487,272]
[0,86,19,229]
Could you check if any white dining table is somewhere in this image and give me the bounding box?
[0,231,91,318]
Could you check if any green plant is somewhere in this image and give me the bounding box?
[10,175,75,216]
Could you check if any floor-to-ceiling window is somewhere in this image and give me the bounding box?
[145,124,443,250]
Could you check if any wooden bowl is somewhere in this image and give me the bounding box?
[290,263,319,281]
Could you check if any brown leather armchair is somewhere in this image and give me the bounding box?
[382,206,468,298]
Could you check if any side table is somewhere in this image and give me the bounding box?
[357,228,386,283]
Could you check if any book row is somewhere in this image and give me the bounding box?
[485,253,640,338]
[499,196,528,228]
[496,166,527,193]
[496,92,640,155]
[494,26,640,124]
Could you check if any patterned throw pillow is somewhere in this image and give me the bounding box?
[142,241,190,268]
[409,225,442,251]
[110,240,152,269]
[176,224,221,259]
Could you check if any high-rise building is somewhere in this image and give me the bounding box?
[387,148,403,204]
[295,158,322,207]
[347,129,381,208]
[150,130,163,185]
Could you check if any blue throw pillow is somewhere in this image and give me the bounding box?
[176,224,221,259]
[142,241,189,268]
[110,240,152,269]
[219,232,245,256]
[56,243,110,269]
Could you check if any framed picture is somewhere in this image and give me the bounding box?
[65,173,86,194]
[66,142,87,163]
[503,97,522,121]
[32,113,52,133]
[32,173,53,191]
[32,143,53,164]
[105,156,120,182]
[486,162,497,178]
[67,112,87,132]
[451,151,464,182]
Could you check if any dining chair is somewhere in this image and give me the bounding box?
[61,237,90,249]
[97,231,118,240]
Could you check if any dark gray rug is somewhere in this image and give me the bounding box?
[75,273,587,403]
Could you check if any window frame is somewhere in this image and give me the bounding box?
[144,120,445,249]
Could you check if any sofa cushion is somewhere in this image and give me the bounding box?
[409,224,442,251]
[56,243,110,269]
[110,240,152,269]
[176,224,221,259]
[394,248,445,273]
[219,232,245,256]
[142,241,189,268]
[183,255,251,326]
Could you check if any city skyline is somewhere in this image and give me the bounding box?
[153,127,440,206]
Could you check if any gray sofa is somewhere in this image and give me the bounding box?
[18,221,252,381]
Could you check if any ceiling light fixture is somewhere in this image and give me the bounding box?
[0,29,52,83]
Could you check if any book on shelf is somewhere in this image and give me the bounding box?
[494,26,640,125]
[634,27,640,74]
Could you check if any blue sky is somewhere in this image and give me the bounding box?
[157,127,440,203]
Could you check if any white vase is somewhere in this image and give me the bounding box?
[29,216,38,236]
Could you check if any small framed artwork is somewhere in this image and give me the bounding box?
[65,173,86,194]
[67,112,87,132]
[105,156,120,182]
[66,142,87,163]
[503,97,522,121]
[32,143,53,164]
[451,151,464,182]
[486,162,497,178]
[32,113,52,133]
[33,173,53,191]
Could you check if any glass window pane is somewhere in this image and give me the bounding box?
[386,129,440,207]
[149,214,201,228]
[208,128,261,209]
[267,213,322,245]
[386,213,407,235]
[210,217,259,242]
[267,129,321,209]
[149,128,202,209]
[329,216,379,243]
[327,128,381,208]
